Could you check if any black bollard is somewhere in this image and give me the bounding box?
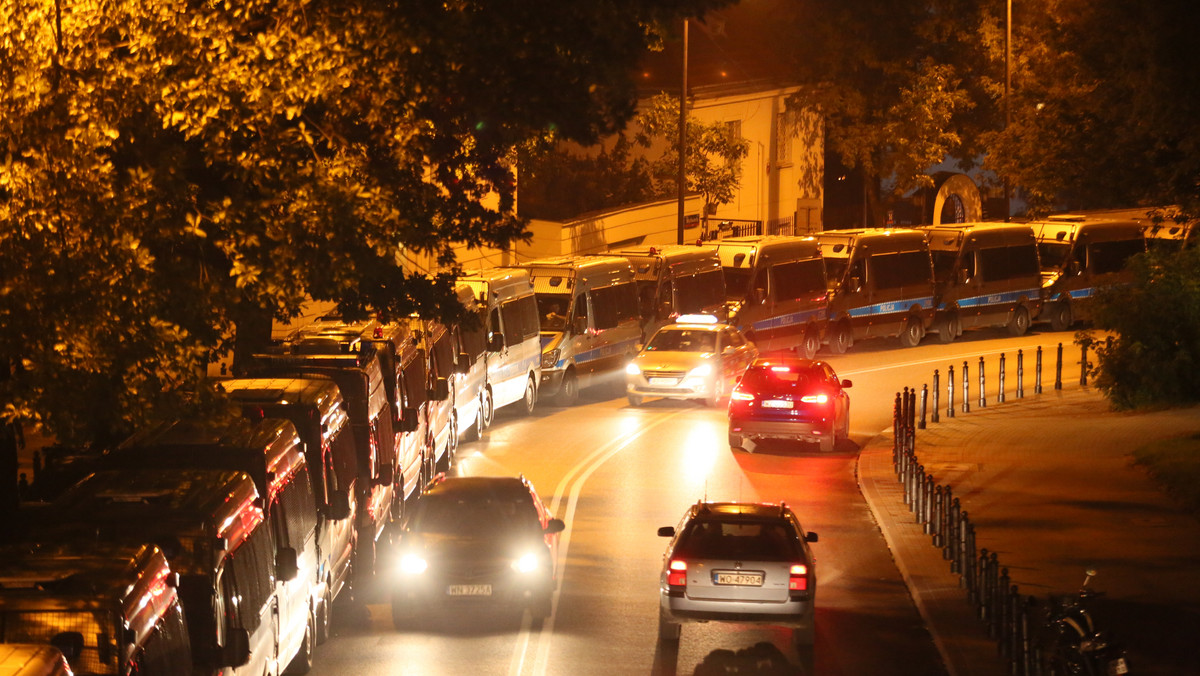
[1080,342,1089,386]
[1035,346,1043,394]
[1055,343,1063,390]
[1017,349,1024,399]
[919,384,928,429]
[979,355,986,408]
[963,361,971,413]
[999,352,1006,403]
[932,370,940,423]
[947,365,956,418]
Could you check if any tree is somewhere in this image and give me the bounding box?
[517,137,657,221]
[0,0,731,447]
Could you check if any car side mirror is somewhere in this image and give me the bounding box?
[276,547,298,582]
[398,407,420,433]
[220,628,251,668]
[841,379,853,388]
[487,333,504,352]
[375,463,395,487]
[429,377,450,401]
[456,352,471,374]
[327,489,352,521]
[805,532,819,543]
[657,526,675,537]
[544,518,566,535]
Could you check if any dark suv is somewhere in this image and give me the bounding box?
[390,476,564,628]
[728,357,852,453]
[657,501,819,649]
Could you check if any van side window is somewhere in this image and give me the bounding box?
[501,295,538,345]
[401,358,428,408]
[431,334,455,377]
[571,293,589,328]
[275,465,318,550]
[226,529,273,633]
[137,599,192,675]
[869,251,931,290]
[979,244,1039,281]
[1088,239,1144,274]
[657,281,673,316]
[770,259,825,300]
[457,317,486,361]
[590,286,621,330]
[614,282,640,322]
[326,423,356,494]
[517,294,540,340]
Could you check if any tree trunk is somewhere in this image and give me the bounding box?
[231,303,275,377]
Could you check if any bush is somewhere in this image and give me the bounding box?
[1084,246,1200,409]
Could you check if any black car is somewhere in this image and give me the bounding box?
[728,357,852,453]
[390,475,565,628]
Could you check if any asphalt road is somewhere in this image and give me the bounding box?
[310,328,1077,676]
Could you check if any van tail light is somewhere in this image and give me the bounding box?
[789,563,810,598]
[667,559,687,595]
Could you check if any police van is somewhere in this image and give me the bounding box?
[608,244,727,339]
[108,418,321,672]
[219,376,355,635]
[0,542,191,676]
[456,267,542,416]
[921,222,1044,341]
[817,228,937,351]
[703,235,828,358]
[514,255,642,406]
[0,644,72,676]
[450,281,490,441]
[1031,215,1147,330]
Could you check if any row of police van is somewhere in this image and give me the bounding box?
[0,213,1187,675]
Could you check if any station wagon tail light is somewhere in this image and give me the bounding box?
[789,564,810,595]
[667,559,687,588]
[800,394,828,404]
[731,389,755,402]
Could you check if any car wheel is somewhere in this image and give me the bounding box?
[819,429,835,453]
[898,316,923,348]
[1008,305,1031,336]
[936,314,958,343]
[520,375,538,415]
[657,608,681,643]
[802,329,821,359]
[284,607,316,675]
[705,377,723,408]
[728,433,744,451]
[1049,300,1073,332]
[627,393,644,407]
[830,322,852,354]
[555,369,579,407]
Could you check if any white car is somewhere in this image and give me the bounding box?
[624,315,757,407]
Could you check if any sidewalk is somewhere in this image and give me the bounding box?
[858,384,1200,676]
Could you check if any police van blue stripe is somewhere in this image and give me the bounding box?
[846,297,935,318]
[749,308,825,333]
[939,288,1039,311]
[555,336,641,369]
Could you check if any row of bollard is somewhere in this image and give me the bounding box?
[894,388,1053,676]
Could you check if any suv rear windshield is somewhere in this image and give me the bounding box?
[675,518,798,561]
[739,365,819,391]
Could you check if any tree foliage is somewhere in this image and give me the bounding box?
[1085,247,1200,409]
[517,137,657,221]
[0,0,729,445]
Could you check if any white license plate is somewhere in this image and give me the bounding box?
[762,399,793,409]
[1108,658,1128,676]
[649,377,679,386]
[714,571,763,586]
[447,584,492,596]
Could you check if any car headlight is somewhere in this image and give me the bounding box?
[688,363,713,378]
[541,349,560,369]
[398,553,428,575]
[625,362,641,376]
[511,553,539,573]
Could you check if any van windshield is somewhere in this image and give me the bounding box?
[1038,241,1071,269]
[536,294,571,331]
[722,268,752,301]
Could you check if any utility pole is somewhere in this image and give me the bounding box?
[677,19,688,245]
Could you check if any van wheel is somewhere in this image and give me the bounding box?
[898,316,923,348]
[1049,301,1073,331]
[479,388,494,432]
[1007,305,1031,336]
[936,314,958,343]
[439,413,458,472]
[520,375,538,415]
[285,607,316,674]
[316,585,332,645]
[555,369,579,407]
[801,330,820,359]
[830,322,853,354]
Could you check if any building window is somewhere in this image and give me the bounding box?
[776,113,792,165]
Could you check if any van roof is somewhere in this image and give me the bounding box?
[0,542,174,617]
[705,235,820,266]
[220,376,343,411]
[1029,217,1145,243]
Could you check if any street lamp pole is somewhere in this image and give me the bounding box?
[1004,0,1012,221]
[677,18,688,245]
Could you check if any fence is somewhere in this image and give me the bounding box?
[890,342,1105,676]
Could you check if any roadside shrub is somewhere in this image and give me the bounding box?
[1084,246,1200,409]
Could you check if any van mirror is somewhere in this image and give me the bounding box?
[220,628,252,667]
[398,408,420,433]
[487,332,504,352]
[429,377,450,401]
[456,352,471,374]
[276,547,298,582]
[544,518,566,535]
[841,379,853,388]
[327,489,352,520]
[375,463,395,487]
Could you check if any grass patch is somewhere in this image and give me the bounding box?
[1132,431,1200,518]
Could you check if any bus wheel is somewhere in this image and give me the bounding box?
[1050,301,1073,331]
[899,316,923,348]
[1007,305,1031,336]
[830,322,853,354]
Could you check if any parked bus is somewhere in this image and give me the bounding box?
[0,542,191,676]
[921,222,1044,341]
[703,235,828,358]
[514,255,642,406]
[817,228,937,351]
[108,417,321,671]
[608,244,727,339]
[1030,215,1147,330]
[456,267,542,416]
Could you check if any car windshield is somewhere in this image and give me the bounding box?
[413,492,541,537]
[739,365,820,391]
[646,329,716,353]
[675,519,796,561]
